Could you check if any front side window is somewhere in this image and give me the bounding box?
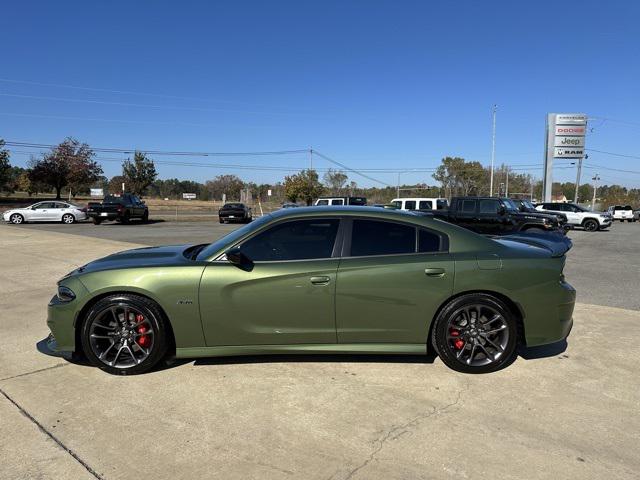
[404,201,416,210]
[437,199,448,210]
[241,219,340,261]
[331,199,344,205]
[350,219,415,257]
[316,199,329,206]
[479,199,500,214]
[36,202,56,209]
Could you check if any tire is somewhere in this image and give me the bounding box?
[141,211,149,223]
[120,213,130,224]
[80,294,169,375]
[92,218,103,225]
[219,218,223,224]
[431,293,518,374]
[9,213,24,224]
[61,213,75,224]
[583,219,598,231]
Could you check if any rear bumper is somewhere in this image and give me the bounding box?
[87,212,119,220]
[523,280,576,347]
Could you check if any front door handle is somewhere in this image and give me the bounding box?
[424,267,446,277]
[310,276,331,285]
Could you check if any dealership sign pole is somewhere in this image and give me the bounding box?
[542,113,587,202]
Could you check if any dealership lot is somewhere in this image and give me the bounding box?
[1,221,639,479]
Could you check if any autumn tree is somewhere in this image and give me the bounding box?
[284,169,324,205]
[0,139,11,192]
[323,169,348,193]
[205,174,245,201]
[28,138,102,199]
[122,151,157,196]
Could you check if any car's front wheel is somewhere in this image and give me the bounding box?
[9,213,24,224]
[431,293,518,374]
[61,213,75,224]
[583,219,598,231]
[80,294,169,375]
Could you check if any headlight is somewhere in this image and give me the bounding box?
[57,285,76,303]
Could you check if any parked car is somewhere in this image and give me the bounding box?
[44,206,574,375]
[281,203,300,209]
[391,197,449,211]
[512,198,570,231]
[314,196,367,206]
[87,194,149,225]
[372,203,400,209]
[3,201,87,224]
[429,197,565,235]
[219,203,252,223]
[607,205,635,222]
[535,202,611,231]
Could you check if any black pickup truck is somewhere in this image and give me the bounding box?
[426,196,565,235]
[87,193,149,225]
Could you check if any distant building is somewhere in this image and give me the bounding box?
[551,194,568,203]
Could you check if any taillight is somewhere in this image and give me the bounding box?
[117,204,124,212]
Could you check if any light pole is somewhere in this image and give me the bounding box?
[591,173,600,209]
[490,104,497,196]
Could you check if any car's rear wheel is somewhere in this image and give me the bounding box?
[141,211,149,223]
[583,219,598,231]
[80,294,169,375]
[9,213,24,224]
[62,213,75,224]
[92,218,102,225]
[431,293,518,374]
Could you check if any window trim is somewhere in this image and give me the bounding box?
[341,216,449,259]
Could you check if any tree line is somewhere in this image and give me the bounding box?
[1,138,638,208]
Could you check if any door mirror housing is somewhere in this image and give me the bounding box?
[498,205,507,216]
[225,246,253,271]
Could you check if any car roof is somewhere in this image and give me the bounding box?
[268,205,423,220]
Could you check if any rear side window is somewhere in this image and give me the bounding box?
[241,219,339,261]
[316,199,329,205]
[350,220,415,256]
[462,200,476,213]
[419,200,432,209]
[419,229,441,253]
[331,199,344,205]
[404,201,416,210]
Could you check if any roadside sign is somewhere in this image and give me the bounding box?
[554,148,585,158]
[90,188,104,197]
[554,136,585,147]
[267,189,272,196]
[555,114,587,125]
[183,193,196,200]
[554,125,586,136]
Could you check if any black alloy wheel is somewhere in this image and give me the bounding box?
[432,293,518,374]
[81,294,169,375]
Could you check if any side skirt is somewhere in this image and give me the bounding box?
[176,343,427,359]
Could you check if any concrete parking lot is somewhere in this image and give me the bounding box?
[1,221,639,479]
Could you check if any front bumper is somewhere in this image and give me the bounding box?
[3,212,11,222]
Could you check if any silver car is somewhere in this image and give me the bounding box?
[3,201,87,224]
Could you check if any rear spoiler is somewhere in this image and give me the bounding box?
[496,232,572,257]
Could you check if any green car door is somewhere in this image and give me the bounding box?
[199,218,342,346]
[335,218,455,344]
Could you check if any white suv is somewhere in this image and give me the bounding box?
[536,202,612,232]
[607,205,636,222]
[391,197,448,211]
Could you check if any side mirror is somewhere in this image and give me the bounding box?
[225,246,253,271]
[498,206,506,215]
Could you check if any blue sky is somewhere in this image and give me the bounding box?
[1,0,639,188]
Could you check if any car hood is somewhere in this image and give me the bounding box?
[72,245,195,275]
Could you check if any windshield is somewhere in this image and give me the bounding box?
[196,214,272,260]
[502,199,519,212]
[522,200,535,210]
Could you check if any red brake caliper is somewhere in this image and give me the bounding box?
[450,328,464,350]
[135,314,151,348]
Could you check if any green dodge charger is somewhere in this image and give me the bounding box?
[45,206,575,375]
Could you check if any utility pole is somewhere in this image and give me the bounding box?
[396,172,401,198]
[505,166,510,197]
[309,148,313,170]
[574,157,583,203]
[591,173,600,209]
[490,104,497,197]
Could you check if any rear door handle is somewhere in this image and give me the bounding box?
[424,267,446,277]
[310,276,331,285]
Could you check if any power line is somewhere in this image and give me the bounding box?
[312,150,392,186]
[585,148,640,161]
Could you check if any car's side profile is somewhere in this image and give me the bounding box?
[45,207,575,375]
[536,202,611,231]
[3,201,87,224]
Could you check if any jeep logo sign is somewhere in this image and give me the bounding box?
[554,136,585,147]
